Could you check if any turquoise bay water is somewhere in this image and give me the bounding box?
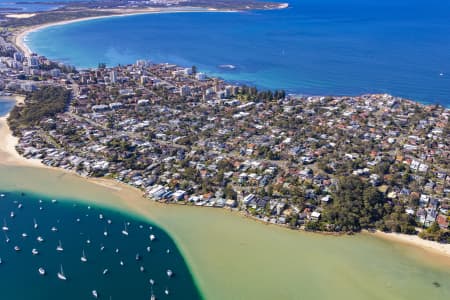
[27,0,450,105]
[0,191,202,300]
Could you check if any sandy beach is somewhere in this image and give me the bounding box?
[13,7,237,57]
[369,230,450,259]
[0,95,43,167]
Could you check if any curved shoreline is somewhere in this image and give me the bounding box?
[13,7,239,57]
[0,97,449,262]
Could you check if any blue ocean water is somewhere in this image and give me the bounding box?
[0,98,15,117]
[0,191,202,299]
[27,0,450,105]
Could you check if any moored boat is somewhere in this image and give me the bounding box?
[57,264,67,280]
[56,240,64,252]
[81,249,87,262]
[166,269,173,277]
[121,222,129,236]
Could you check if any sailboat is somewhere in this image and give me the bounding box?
[38,267,46,275]
[32,248,39,255]
[149,234,156,241]
[92,290,98,299]
[56,240,64,252]
[4,232,9,243]
[166,269,173,277]
[164,288,169,295]
[103,226,108,237]
[81,250,87,262]
[121,222,129,236]
[57,264,67,280]
[33,218,38,229]
[37,236,44,243]
[2,219,9,231]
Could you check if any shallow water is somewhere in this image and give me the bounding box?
[0,165,449,300]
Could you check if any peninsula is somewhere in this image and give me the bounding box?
[0,1,449,259]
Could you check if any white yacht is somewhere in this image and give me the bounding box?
[166,269,173,277]
[164,288,169,295]
[33,218,38,229]
[102,268,109,275]
[121,222,129,236]
[149,234,156,241]
[32,248,39,255]
[107,219,112,224]
[57,264,67,280]
[136,253,141,261]
[166,249,170,254]
[151,287,156,300]
[92,290,98,299]
[51,226,58,232]
[140,266,145,272]
[120,260,124,266]
[56,240,64,252]
[38,267,46,275]
[2,219,8,231]
[149,279,154,285]
[37,236,44,243]
[18,203,23,209]
[0,194,5,198]
[103,229,108,237]
[4,233,9,243]
[146,246,151,253]
[81,250,87,262]
[99,214,104,220]
[10,211,15,218]
[21,233,28,238]
[51,199,57,204]
[100,245,105,252]
[14,246,20,252]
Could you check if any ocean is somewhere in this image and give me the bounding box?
[0,98,15,117]
[26,0,450,105]
[0,191,202,299]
